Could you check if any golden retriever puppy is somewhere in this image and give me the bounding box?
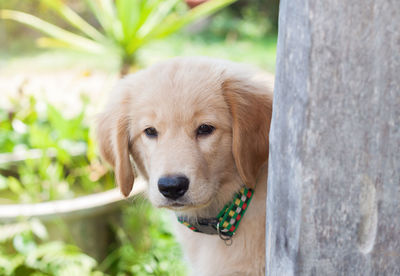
[97,57,273,276]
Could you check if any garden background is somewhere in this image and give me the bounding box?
[0,0,278,275]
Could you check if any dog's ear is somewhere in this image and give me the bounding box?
[97,107,134,197]
[222,76,273,189]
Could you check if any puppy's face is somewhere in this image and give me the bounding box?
[131,78,235,210]
[97,58,272,215]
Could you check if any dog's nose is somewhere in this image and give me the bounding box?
[158,175,189,200]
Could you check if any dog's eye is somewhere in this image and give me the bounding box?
[197,124,215,136]
[144,127,158,138]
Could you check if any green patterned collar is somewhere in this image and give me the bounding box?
[177,187,254,245]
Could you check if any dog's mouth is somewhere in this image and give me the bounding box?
[159,198,212,212]
[161,202,195,211]
[164,203,189,211]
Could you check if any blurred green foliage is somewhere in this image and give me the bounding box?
[229,0,280,32]
[0,0,237,75]
[101,200,186,276]
[0,219,101,275]
[0,95,88,154]
[0,201,185,276]
[0,0,279,72]
[0,95,114,203]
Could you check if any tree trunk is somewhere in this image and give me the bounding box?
[120,54,137,77]
[266,0,400,274]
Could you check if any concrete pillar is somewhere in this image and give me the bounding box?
[266,0,400,275]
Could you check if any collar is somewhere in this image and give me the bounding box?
[177,187,254,245]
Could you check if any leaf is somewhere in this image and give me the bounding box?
[136,0,180,40]
[86,0,123,42]
[0,254,25,275]
[28,125,55,149]
[7,176,24,195]
[116,0,142,43]
[46,104,88,142]
[30,219,48,241]
[0,175,7,190]
[13,233,37,255]
[46,105,66,139]
[25,242,98,275]
[40,0,107,42]
[0,9,107,54]
[86,130,98,162]
[36,37,88,50]
[0,222,31,242]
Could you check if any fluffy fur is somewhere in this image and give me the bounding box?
[97,57,273,275]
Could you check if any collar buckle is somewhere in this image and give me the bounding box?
[217,223,233,246]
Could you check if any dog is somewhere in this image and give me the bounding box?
[97,57,273,275]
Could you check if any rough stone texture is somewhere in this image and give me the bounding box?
[266,0,400,275]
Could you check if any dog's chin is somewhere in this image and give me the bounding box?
[156,198,213,213]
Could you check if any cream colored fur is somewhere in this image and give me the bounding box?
[97,57,273,275]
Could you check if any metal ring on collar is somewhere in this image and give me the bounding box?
[217,223,233,246]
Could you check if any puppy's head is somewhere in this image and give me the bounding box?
[97,57,272,214]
